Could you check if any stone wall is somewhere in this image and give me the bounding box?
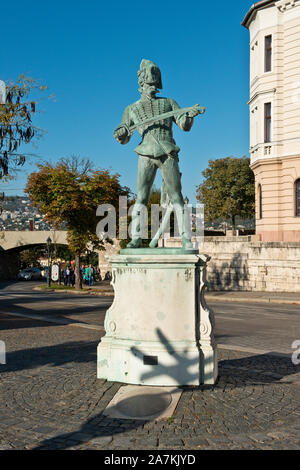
[0,251,20,281]
[97,236,300,292]
[98,240,121,277]
[202,238,300,292]
[164,236,300,292]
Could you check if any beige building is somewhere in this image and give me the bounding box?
[243,0,300,241]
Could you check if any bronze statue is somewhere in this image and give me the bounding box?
[114,59,205,249]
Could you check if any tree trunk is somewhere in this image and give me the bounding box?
[75,254,82,290]
[231,215,237,236]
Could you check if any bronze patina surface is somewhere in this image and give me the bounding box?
[114,59,205,249]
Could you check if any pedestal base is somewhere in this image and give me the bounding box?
[97,252,218,386]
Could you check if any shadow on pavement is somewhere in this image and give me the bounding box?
[33,405,146,450]
[1,340,99,372]
[0,280,19,290]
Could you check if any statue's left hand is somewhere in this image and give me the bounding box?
[114,126,129,141]
[186,104,201,118]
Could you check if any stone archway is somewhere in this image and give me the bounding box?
[0,231,68,281]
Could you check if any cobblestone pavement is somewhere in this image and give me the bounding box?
[0,313,300,450]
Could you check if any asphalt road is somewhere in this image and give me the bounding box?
[0,281,299,355]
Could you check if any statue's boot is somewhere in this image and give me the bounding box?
[182,236,193,250]
[126,238,142,248]
[173,203,193,250]
[127,204,144,248]
[149,238,158,248]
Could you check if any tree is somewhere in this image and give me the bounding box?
[20,246,45,269]
[54,244,75,262]
[196,157,255,229]
[25,157,130,288]
[0,74,48,180]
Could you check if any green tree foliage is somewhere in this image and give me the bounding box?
[0,75,48,179]
[25,157,130,288]
[20,246,45,269]
[80,250,99,267]
[54,244,75,262]
[196,157,255,229]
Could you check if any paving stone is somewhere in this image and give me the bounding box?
[33,426,57,434]
[88,435,113,446]
[231,434,254,444]
[249,433,275,443]
[158,438,184,447]
[135,437,158,447]
[0,444,14,450]
[184,438,209,447]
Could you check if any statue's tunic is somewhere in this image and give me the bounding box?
[118,97,193,158]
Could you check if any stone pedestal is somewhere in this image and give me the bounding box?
[97,249,218,386]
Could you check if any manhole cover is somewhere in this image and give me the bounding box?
[103,386,182,420]
[116,392,172,418]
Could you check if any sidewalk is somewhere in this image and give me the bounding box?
[205,290,300,305]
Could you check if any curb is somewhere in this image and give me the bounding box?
[205,295,300,306]
[33,286,113,297]
[33,287,300,305]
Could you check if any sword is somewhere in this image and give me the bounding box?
[114,104,206,136]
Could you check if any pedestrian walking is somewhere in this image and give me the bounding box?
[69,268,75,287]
[65,266,71,286]
[85,265,94,286]
[63,267,68,286]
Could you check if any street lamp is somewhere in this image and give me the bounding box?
[46,236,51,288]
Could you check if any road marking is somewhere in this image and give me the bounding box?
[206,296,300,306]
[215,313,292,321]
[0,311,105,332]
[217,343,290,357]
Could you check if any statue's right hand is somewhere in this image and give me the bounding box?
[114,126,128,140]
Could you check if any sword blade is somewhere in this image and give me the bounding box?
[128,104,205,133]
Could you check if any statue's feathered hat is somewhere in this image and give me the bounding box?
[138,59,163,90]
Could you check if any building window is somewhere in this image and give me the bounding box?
[265,35,272,72]
[264,103,271,143]
[296,179,300,216]
[258,184,263,219]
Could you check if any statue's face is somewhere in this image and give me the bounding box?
[139,61,162,97]
[144,64,160,86]
[142,82,158,98]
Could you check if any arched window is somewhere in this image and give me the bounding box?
[258,184,262,219]
[295,179,300,217]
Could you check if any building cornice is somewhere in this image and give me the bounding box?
[250,153,300,170]
[242,0,276,29]
[277,0,300,11]
[248,88,276,105]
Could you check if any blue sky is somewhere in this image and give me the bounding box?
[0,0,252,203]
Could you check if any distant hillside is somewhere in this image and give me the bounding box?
[0,196,52,231]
